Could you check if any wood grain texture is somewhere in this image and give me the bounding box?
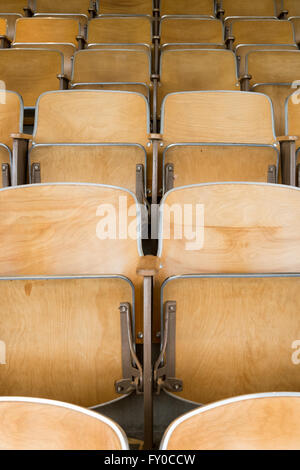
[34,0,92,14]
[14,17,80,44]
[0,18,7,36]
[158,50,238,111]
[284,0,300,17]
[71,49,150,87]
[0,400,125,450]
[238,44,298,76]
[232,19,295,46]
[160,0,215,16]
[0,0,25,14]
[34,90,149,147]
[160,18,224,46]
[223,0,276,17]
[164,396,300,450]
[159,184,300,275]
[247,50,300,84]
[164,144,279,187]
[163,277,300,404]
[29,144,145,192]
[0,278,131,407]
[0,91,22,148]
[0,49,62,107]
[100,0,153,15]
[88,17,152,45]
[252,84,292,136]
[162,92,276,146]
[0,184,143,339]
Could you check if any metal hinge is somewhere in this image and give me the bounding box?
[154,301,183,394]
[31,162,41,184]
[115,303,143,395]
[2,163,10,187]
[164,163,174,192]
[267,165,277,184]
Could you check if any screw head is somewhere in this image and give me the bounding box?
[137,332,144,339]
[117,386,123,393]
[156,331,161,338]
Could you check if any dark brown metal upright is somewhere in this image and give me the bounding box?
[143,275,153,449]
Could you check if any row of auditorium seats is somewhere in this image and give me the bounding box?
[3,0,300,18]
[2,394,300,450]
[1,90,300,201]
[1,181,300,448]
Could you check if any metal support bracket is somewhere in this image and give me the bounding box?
[239,74,252,92]
[2,163,10,187]
[115,302,143,395]
[31,162,41,184]
[57,74,69,90]
[136,163,145,205]
[164,163,174,192]
[267,164,277,184]
[154,301,183,395]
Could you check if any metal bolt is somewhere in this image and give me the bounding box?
[137,166,141,172]
[34,165,39,170]
[169,305,175,312]
[168,165,173,171]
[2,164,6,170]
[137,332,144,339]
[119,306,127,313]
[174,384,180,391]
[117,386,123,393]
[156,332,161,339]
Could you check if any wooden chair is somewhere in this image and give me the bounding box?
[18,90,152,193]
[29,143,147,200]
[12,17,82,78]
[163,144,279,191]
[158,50,239,112]
[0,398,129,450]
[158,91,283,193]
[228,19,297,76]
[222,0,278,21]
[0,49,64,109]
[99,0,153,15]
[0,90,23,188]
[87,16,152,51]
[244,49,300,136]
[29,0,97,16]
[160,17,225,50]
[153,183,300,396]
[0,182,152,446]
[70,49,151,99]
[160,0,215,17]
[160,394,300,450]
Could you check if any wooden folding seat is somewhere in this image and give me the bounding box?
[228,19,297,76]
[289,17,300,45]
[158,50,239,112]
[244,49,300,136]
[0,182,153,446]
[0,18,9,48]
[12,17,82,78]
[282,0,300,17]
[0,0,26,14]
[222,0,278,22]
[99,0,153,15]
[87,16,152,51]
[0,14,22,41]
[29,0,97,16]
[70,49,151,99]
[0,90,23,188]
[152,183,300,394]
[158,91,281,194]
[160,17,225,50]
[160,0,215,17]
[160,394,300,450]
[0,49,64,109]
[0,398,129,450]
[22,90,151,193]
